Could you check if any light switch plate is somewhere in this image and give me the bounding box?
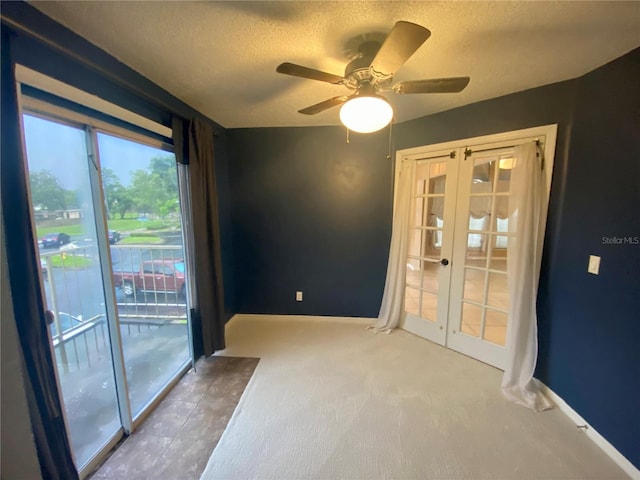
[588,255,601,275]
[296,291,303,301]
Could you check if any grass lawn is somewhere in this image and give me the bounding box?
[50,254,92,268]
[36,224,84,237]
[36,216,181,238]
[108,218,148,231]
[108,217,179,232]
[120,235,164,245]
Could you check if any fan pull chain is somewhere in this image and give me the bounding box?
[346,127,350,144]
[387,120,393,159]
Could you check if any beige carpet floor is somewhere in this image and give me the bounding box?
[201,315,628,480]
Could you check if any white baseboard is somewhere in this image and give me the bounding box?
[540,383,639,480]
[230,313,375,326]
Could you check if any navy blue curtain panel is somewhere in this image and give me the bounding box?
[1,25,79,480]
[173,117,226,354]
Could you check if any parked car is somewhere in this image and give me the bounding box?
[41,232,71,248]
[108,230,121,244]
[112,260,186,297]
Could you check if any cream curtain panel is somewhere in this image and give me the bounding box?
[373,160,414,332]
[502,142,552,411]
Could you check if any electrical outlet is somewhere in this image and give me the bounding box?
[588,255,600,275]
[296,291,303,302]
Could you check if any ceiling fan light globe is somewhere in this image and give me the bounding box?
[339,96,393,133]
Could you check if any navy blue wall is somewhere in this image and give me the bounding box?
[228,80,576,317]
[227,126,391,316]
[536,48,640,468]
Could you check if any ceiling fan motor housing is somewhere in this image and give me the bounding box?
[344,40,381,90]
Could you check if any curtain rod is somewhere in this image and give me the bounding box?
[463,139,540,159]
[408,150,457,163]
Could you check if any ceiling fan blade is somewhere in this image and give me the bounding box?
[370,21,431,78]
[298,96,350,115]
[277,62,344,84]
[394,77,471,94]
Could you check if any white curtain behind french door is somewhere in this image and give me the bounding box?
[396,126,557,371]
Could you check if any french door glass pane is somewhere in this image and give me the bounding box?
[406,260,421,287]
[461,302,482,337]
[97,132,190,417]
[463,268,485,303]
[23,114,120,468]
[408,228,422,257]
[484,310,508,345]
[420,291,438,321]
[488,243,507,271]
[487,272,509,310]
[465,233,488,268]
[421,261,439,291]
[423,229,441,258]
[413,198,425,226]
[415,163,429,194]
[468,198,492,229]
[496,158,513,192]
[405,159,449,324]
[405,287,420,316]
[471,161,494,192]
[455,153,515,346]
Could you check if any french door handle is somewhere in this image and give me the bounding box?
[424,258,450,266]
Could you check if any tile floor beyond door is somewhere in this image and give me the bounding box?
[89,356,259,480]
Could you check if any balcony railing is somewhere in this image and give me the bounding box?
[41,244,189,373]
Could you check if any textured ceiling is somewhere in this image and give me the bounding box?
[31,1,640,129]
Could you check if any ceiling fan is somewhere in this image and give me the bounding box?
[276,21,470,133]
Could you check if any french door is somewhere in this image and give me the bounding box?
[399,126,556,369]
[402,149,458,345]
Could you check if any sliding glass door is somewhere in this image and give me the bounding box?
[96,131,191,416]
[22,114,122,467]
[21,110,192,471]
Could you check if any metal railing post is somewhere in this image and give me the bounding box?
[46,256,69,373]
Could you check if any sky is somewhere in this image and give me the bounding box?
[22,114,174,190]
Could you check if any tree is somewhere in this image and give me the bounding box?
[150,156,178,195]
[129,156,178,219]
[111,185,133,219]
[64,189,80,209]
[101,168,125,219]
[29,170,67,212]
